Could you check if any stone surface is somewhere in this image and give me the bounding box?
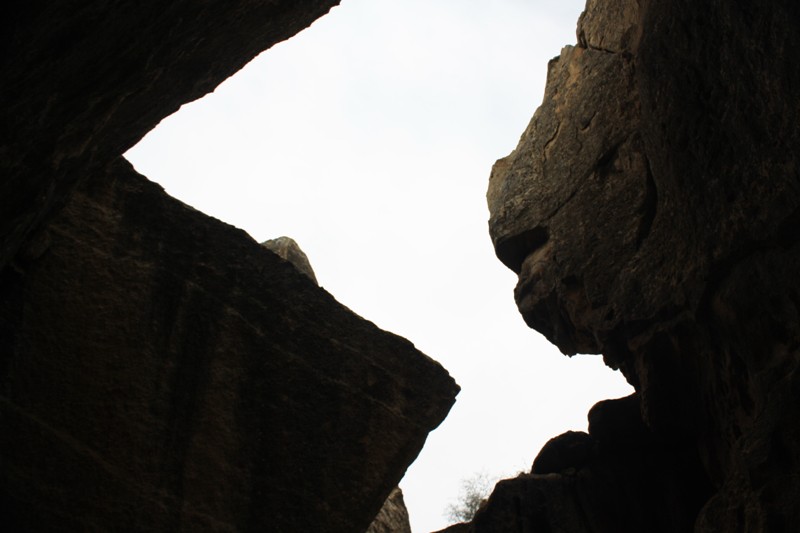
[482,0,800,531]
[366,487,412,533]
[437,394,708,533]
[262,236,318,284]
[530,431,596,475]
[1,0,341,270]
[259,236,411,533]
[1,2,460,532]
[0,159,458,532]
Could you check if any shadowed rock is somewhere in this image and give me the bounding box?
[1,0,341,270]
[1,158,459,533]
[479,0,800,531]
[1,2,459,532]
[530,431,596,475]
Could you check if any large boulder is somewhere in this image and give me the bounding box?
[481,0,800,531]
[0,2,459,532]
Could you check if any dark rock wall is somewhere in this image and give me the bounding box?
[1,2,460,532]
[1,0,340,269]
[480,0,800,531]
[1,158,458,532]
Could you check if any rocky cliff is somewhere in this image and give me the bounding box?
[467,0,800,531]
[0,2,459,532]
[1,0,341,270]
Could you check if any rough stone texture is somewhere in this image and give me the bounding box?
[435,394,709,533]
[482,0,800,531]
[258,237,412,532]
[366,487,412,533]
[0,159,458,532]
[262,236,318,284]
[1,2,460,532]
[1,0,341,270]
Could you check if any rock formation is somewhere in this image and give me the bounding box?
[1,2,459,532]
[1,0,342,270]
[466,0,800,531]
[262,236,318,284]
[259,237,411,531]
[366,487,413,533]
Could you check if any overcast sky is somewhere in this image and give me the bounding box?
[126,1,632,531]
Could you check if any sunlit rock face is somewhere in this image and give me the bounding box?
[366,487,413,533]
[0,2,459,532]
[481,0,800,531]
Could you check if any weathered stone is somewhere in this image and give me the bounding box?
[0,159,458,532]
[576,0,641,53]
[488,41,645,356]
[366,487,412,533]
[259,236,411,533]
[483,0,800,531]
[444,395,709,533]
[1,2,460,532]
[1,0,341,270]
[262,236,318,285]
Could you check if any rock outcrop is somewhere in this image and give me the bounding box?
[1,2,459,532]
[262,236,318,284]
[366,487,413,533]
[258,237,411,531]
[476,0,800,531]
[1,0,341,270]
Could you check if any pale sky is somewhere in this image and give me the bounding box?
[126,1,632,531]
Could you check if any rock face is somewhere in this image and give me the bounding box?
[262,236,318,284]
[258,237,411,531]
[0,157,459,533]
[366,487,412,533]
[1,0,341,270]
[1,2,459,532]
[479,0,800,531]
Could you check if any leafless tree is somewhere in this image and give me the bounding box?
[444,471,494,523]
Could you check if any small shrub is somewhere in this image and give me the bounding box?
[444,471,494,523]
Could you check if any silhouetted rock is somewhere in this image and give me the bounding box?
[530,431,596,475]
[1,0,341,269]
[0,158,458,532]
[0,2,460,532]
[587,393,650,450]
[480,0,800,531]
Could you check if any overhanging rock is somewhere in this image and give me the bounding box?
[1,2,459,532]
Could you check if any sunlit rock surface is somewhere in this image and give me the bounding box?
[366,487,413,533]
[477,0,800,531]
[0,2,459,532]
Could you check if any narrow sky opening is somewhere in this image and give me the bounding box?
[125,1,632,531]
